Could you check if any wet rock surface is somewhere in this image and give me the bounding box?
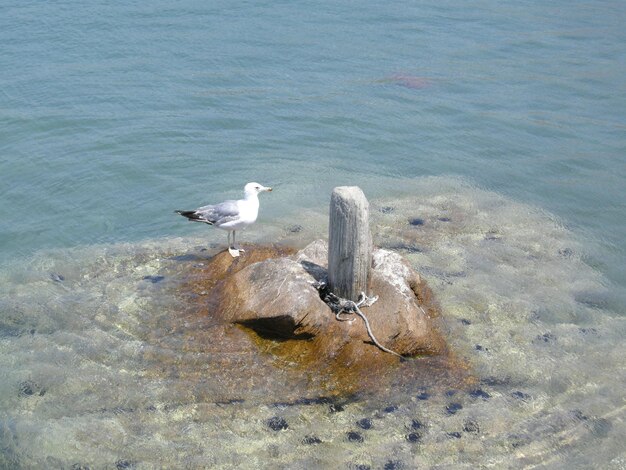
[174,241,464,397]
[214,240,446,359]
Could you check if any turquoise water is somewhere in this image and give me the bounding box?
[1,1,625,468]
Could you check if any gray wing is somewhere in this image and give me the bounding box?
[195,199,240,226]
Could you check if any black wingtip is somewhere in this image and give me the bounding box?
[176,210,210,223]
[176,210,196,218]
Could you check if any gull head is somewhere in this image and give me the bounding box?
[244,182,273,198]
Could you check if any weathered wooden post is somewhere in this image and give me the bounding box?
[328,186,372,301]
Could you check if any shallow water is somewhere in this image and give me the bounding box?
[1,179,624,468]
[1,0,626,468]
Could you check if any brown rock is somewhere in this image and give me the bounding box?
[172,242,464,397]
[217,255,332,339]
[214,240,445,360]
[366,249,445,355]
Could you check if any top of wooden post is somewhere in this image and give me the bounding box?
[328,186,372,301]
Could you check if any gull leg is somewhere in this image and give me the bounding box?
[227,231,240,258]
[233,230,245,253]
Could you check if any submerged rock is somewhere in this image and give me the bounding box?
[347,431,364,443]
[357,418,372,430]
[446,403,463,415]
[408,217,425,226]
[463,419,480,434]
[406,432,421,443]
[266,416,289,431]
[411,419,425,430]
[302,435,322,445]
[511,391,531,401]
[18,380,45,398]
[383,460,404,470]
[115,460,134,469]
[469,389,491,400]
[49,272,65,282]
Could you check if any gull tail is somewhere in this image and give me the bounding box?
[175,210,213,225]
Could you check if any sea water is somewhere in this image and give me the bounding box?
[1,1,625,468]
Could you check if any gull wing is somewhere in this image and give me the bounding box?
[194,199,240,226]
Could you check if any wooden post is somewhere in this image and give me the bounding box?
[328,186,372,301]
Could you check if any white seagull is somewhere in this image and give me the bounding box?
[176,182,273,257]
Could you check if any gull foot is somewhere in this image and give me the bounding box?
[228,247,241,258]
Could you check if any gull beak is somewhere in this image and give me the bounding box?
[265,187,273,192]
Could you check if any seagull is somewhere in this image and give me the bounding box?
[176,182,273,257]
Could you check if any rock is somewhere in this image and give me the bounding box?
[266,416,289,431]
[366,248,444,355]
[356,418,372,430]
[176,241,453,395]
[469,389,491,400]
[302,435,322,445]
[408,217,425,226]
[511,391,531,401]
[347,431,364,443]
[383,460,403,470]
[446,403,463,415]
[329,403,345,413]
[411,419,425,430]
[463,419,480,434]
[50,272,65,282]
[214,240,445,360]
[535,332,557,343]
[217,254,331,340]
[406,432,421,443]
[18,380,46,397]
